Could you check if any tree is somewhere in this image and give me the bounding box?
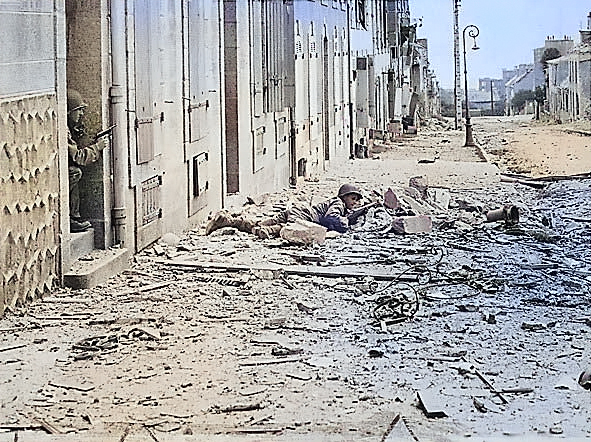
[511,89,535,113]
[534,86,546,120]
[541,48,561,69]
[534,86,546,103]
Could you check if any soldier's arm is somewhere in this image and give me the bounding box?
[69,138,107,166]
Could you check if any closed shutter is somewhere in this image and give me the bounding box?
[135,0,155,164]
[308,30,319,139]
[188,0,210,143]
[250,0,264,117]
[294,32,308,122]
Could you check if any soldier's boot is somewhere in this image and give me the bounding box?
[252,224,282,239]
[205,211,232,235]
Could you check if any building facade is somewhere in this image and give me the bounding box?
[1,0,435,315]
[547,14,591,123]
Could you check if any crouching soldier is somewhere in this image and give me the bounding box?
[205,184,365,239]
[67,90,108,232]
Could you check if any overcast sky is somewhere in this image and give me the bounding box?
[410,0,591,89]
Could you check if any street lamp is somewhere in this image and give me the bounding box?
[462,24,479,147]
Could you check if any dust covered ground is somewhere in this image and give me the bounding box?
[1,116,591,442]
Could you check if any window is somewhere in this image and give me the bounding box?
[251,0,289,115]
[357,0,366,29]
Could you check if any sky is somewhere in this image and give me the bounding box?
[410,0,591,89]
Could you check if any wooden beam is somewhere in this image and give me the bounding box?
[156,259,433,282]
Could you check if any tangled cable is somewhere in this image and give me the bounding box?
[372,282,420,323]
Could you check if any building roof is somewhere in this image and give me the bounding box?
[505,68,533,87]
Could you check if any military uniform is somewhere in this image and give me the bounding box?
[67,90,107,232]
[205,184,362,239]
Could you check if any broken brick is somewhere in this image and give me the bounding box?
[391,215,432,234]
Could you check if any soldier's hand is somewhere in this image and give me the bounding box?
[96,137,108,151]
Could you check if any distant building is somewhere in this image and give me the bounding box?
[505,65,535,114]
[469,89,504,116]
[501,36,575,115]
[547,13,591,123]
[477,78,506,115]
[534,36,575,91]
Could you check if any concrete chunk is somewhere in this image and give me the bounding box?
[384,188,401,209]
[280,220,327,245]
[417,389,448,418]
[391,215,432,234]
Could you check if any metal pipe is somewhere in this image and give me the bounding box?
[110,0,128,246]
[462,24,479,147]
[486,205,519,225]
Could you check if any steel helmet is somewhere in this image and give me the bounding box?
[338,183,362,199]
[67,89,88,113]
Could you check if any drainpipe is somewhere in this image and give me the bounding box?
[110,0,128,246]
[346,4,354,158]
[288,106,297,186]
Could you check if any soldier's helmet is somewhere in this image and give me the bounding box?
[67,89,88,113]
[337,184,362,199]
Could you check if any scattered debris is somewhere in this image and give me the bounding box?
[0,344,26,353]
[368,349,384,358]
[295,302,317,314]
[48,381,95,392]
[391,215,433,234]
[210,403,263,413]
[578,370,591,390]
[417,389,448,418]
[280,219,327,245]
[485,205,520,225]
[239,357,306,367]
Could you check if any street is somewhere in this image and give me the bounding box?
[1,115,591,441]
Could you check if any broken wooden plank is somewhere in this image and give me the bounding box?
[41,297,89,303]
[32,315,92,321]
[499,386,534,394]
[157,259,434,282]
[0,424,44,431]
[196,317,251,323]
[285,372,312,381]
[472,368,509,404]
[0,344,26,353]
[500,176,547,189]
[31,416,63,434]
[129,326,161,340]
[239,387,268,396]
[213,403,263,413]
[118,281,174,296]
[563,216,591,223]
[234,428,284,434]
[48,381,95,392]
[239,357,306,367]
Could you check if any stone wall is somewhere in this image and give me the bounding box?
[0,94,61,315]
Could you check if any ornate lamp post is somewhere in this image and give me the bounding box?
[462,24,479,147]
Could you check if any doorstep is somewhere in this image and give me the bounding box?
[64,247,130,290]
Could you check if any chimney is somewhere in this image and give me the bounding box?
[581,13,591,44]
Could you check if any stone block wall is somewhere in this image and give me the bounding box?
[0,94,61,316]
